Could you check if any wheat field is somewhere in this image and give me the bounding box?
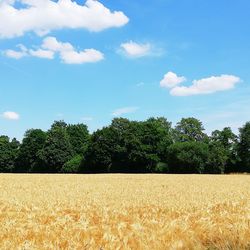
[0,174,249,249]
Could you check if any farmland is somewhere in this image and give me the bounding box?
[0,174,250,249]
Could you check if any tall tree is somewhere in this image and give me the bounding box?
[205,142,228,174]
[83,126,116,173]
[38,121,73,173]
[238,122,250,172]
[109,118,131,172]
[175,117,207,142]
[15,129,47,172]
[84,117,173,173]
[0,136,19,172]
[126,118,173,172]
[66,123,90,156]
[168,141,209,174]
[1,117,249,174]
[211,127,238,172]
[211,127,237,149]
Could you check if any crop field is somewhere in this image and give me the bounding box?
[0,174,250,249]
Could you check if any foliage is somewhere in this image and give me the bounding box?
[0,136,19,172]
[154,162,169,173]
[168,141,209,173]
[83,117,173,173]
[67,124,90,156]
[175,117,207,142]
[38,121,74,172]
[205,142,228,174]
[15,129,47,172]
[211,127,238,173]
[1,117,250,173]
[238,122,250,172]
[83,126,115,173]
[61,155,83,173]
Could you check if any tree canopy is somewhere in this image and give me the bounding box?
[0,117,249,174]
[238,122,250,172]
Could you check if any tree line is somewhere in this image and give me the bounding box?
[1,117,250,174]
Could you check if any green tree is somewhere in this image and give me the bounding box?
[107,117,173,172]
[238,122,250,172]
[109,118,131,172]
[126,118,173,172]
[175,117,207,142]
[67,124,90,156]
[205,142,228,174]
[62,155,83,173]
[84,117,173,173]
[168,141,209,173]
[38,121,73,173]
[211,127,238,173]
[83,125,118,173]
[15,129,47,172]
[0,136,20,172]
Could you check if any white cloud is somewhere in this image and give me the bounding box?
[4,44,28,59]
[170,75,240,96]
[29,49,54,59]
[4,49,27,59]
[112,107,139,116]
[2,111,20,120]
[42,36,104,64]
[60,48,103,64]
[4,36,104,64]
[0,0,129,39]
[42,36,73,52]
[160,72,186,88]
[120,41,151,58]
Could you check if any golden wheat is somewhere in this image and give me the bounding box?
[0,174,249,249]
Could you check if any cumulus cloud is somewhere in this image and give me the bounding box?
[60,48,103,64]
[160,72,186,88]
[2,111,20,120]
[4,49,27,59]
[170,75,240,96]
[0,0,129,39]
[4,44,28,59]
[42,36,104,64]
[160,71,241,96]
[4,36,104,64]
[29,49,54,59]
[112,107,139,116]
[120,41,151,58]
[42,36,73,52]
[4,43,53,60]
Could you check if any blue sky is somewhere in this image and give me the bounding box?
[0,0,250,140]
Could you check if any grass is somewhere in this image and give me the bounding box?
[0,174,250,249]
